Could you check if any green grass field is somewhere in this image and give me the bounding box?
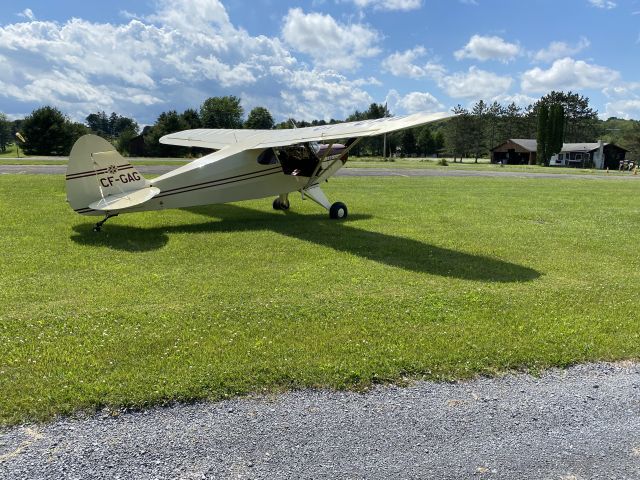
[0,144,24,158]
[1,174,639,425]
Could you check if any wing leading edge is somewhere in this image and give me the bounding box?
[159,111,452,150]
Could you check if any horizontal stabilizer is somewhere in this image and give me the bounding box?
[88,186,160,211]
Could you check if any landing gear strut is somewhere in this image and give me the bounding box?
[93,213,118,232]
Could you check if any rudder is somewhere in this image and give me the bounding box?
[66,135,149,215]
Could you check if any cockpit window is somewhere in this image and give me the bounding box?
[257,148,278,165]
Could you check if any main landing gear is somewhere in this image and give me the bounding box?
[329,202,347,219]
[274,186,348,219]
[93,213,118,232]
[272,194,290,210]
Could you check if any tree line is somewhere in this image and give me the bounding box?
[445,91,606,164]
[1,90,638,162]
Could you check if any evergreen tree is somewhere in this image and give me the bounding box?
[548,104,565,157]
[534,91,597,142]
[445,105,472,162]
[470,100,488,162]
[536,104,550,165]
[22,106,88,155]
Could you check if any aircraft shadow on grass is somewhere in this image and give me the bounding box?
[71,204,540,283]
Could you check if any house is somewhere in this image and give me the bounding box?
[548,142,628,169]
[491,139,627,169]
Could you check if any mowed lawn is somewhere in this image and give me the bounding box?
[1,174,639,425]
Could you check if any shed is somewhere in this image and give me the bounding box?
[490,139,537,165]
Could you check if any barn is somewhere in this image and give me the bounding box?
[490,139,537,165]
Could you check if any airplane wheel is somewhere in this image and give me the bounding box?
[273,198,290,210]
[329,202,347,219]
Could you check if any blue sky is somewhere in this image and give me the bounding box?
[1,0,639,125]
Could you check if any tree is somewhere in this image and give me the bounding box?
[181,109,201,129]
[548,104,565,158]
[400,128,416,157]
[621,120,640,161]
[86,111,139,139]
[22,106,87,156]
[416,126,435,156]
[536,104,550,165]
[433,130,445,154]
[86,111,110,136]
[0,113,11,153]
[144,111,189,157]
[534,91,598,142]
[486,101,506,150]
[470,100,488,162]
[245,106,275,129]
[445,105,472,162]
[346,103,391,156]
[200,96,244,129]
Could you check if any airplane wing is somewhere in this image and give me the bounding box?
[160,111,451,150]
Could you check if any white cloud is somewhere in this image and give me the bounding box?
[382,46,445,79]
[491,93,538,108]
[533,37,590,63]
[269,67,373,120]
[18,8,35,20]
[347,0,422,11]
[282,8,380,71]
[521,57,620,93]
[454,35,521,63]
[604,100,640,119]
[439,66,513,99]
[603,82,640,98]
[0,0,377,123]
[382,44,512,101]
[386,89,444,114]
[588,0,616,9]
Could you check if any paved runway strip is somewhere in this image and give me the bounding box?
[2,164,640,180]
[1,363,638,479]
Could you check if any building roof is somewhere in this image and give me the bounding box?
[562,143,605,152]
[492,139,628,153]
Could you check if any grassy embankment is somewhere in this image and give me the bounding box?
[0,174,638,425]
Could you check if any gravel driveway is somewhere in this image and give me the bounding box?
[1,362,638,479]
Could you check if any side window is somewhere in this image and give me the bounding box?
[257,148,278,165]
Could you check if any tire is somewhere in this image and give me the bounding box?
[273,198,290,210]
[329,202,347,219]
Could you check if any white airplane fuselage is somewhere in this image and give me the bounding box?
[118,144,346,214]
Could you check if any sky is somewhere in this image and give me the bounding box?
[1,0,639,125]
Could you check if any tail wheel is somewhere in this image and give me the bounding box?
[329,202,347,219]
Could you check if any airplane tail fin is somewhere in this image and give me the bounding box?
[66,135,157,215]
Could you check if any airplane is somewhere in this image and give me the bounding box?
[65,111,451,231]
